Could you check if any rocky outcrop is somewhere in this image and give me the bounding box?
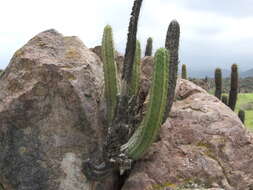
[122,79,253,190]
[0,30,119,190]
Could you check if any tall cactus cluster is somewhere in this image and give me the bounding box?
[83,0,180,181]
[228,64,238,111]
[145,37,153,56]
[214,68,222,100]
[181,64,187,79]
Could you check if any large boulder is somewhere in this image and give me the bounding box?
[122,79,253,190]
[0,30,118,190]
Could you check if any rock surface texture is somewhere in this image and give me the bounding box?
[122,79,253,190]
[0,30,119,190]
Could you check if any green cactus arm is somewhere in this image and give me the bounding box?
[145,37,153,56]
[102,25,118,123]
[163,20,180,122]
[129,40,141,97]
[121,48,169,160]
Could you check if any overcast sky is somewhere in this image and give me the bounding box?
[1,0,253,73]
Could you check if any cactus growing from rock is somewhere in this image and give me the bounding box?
[102,25,118,124]
[214,68,222,100]
[129,40,141,97]
[222,95,228,105]
[145,37,153,56]
[238,109,245,124]
[228,64,238,111]
[121,48,169,159]
[83,0,180,181]
[163,20,180,122]
[181,64,187,79]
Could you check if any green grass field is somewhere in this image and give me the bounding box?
[234,93,253,131]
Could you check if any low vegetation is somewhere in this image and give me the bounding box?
[235,93,253,131]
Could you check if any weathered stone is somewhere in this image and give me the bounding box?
[0,30,118,190]
[139,56,154,95]
[122,79,253,190]
[138,56,154,109]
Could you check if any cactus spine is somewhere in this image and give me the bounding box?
[121,48,169,160]
[102,25,118,124]
[228,64,238,111]
[181,64,187,79]
[214,68,222,99]
[130,40,141,97]
[238,109,245,124]
[222,95,228,105]
[163,20,180,122]
[145,37,153,56]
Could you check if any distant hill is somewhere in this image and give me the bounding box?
[190,76,253,93]
[188,69,230,78]
[189,68,253,78]
[241,68,253,78]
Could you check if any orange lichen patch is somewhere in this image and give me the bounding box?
[19,147,27,155]
[65,47,81,59]
[64,72,77,81]
[60,65,73,69]
[14,49,24,57]
[7,80,23,92]
[37,40,47,47]
[34,84,47,96]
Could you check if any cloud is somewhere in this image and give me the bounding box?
[174,0,253,18]
[0,0,253,73]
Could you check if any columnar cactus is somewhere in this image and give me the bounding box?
[121,48,169,159]
[181,64,187,79]
[102,25,118,124]
[238,109,245,124]
[214,68,222,99]
[163,20,180,122]
[83,0,180,181]
[129,40,141,97]
[145,37,153,56]
[222,95,228,105]
[228,64,238,111]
